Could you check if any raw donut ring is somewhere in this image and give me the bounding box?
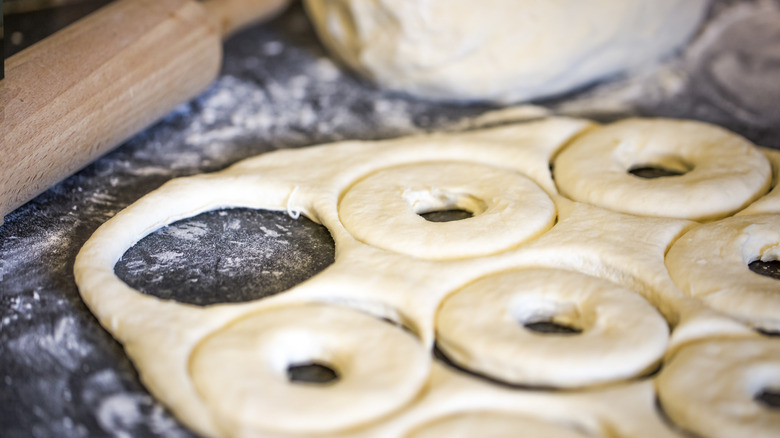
[404,411,590,438]
[339,162,555,260]
[657,338,780,438]
[190,303,429,434]
[666,214,780,332]
[740,148,780,215]
[435,268,669,388]
[553,118,771,221]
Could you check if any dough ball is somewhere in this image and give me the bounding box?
[190,303,429,434]
[553,118,772,221]
[404,411,590,438]
[657,338,780,438]
[435,268,669,388]
[304,0,708,103]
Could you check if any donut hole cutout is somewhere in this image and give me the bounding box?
[749,260,780,280]
[114,208,335,306]
[287,361,340,385]
[419,209,474,222]
[628,164,688,179]
[405,189,485,222]
[404,189,488,215]
[524,321,582,335]
[623,152,693,180]
[757,328,780,337]
[512,298,584,336]
[756,389,780,409]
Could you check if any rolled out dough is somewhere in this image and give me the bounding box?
[73,116,777,437]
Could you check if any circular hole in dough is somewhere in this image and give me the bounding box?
[403,411,590,438]
[666,214,780,332]
[286,361,340,385]
[628,163,690,179]
[749,260,780,281]
[419,208,474,223]
[758,328,780,338]
[756,389,780,409]
[339,162,555,260]
[511,295,584,336]
[114,208,334,305]
[523,321,582,335]
[189,303,429,434]
[657,338,780,438]
[553,118,772,221]
[435,268,668,388]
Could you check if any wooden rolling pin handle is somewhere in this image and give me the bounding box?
[0,0,289,224]
[204,0,291,37]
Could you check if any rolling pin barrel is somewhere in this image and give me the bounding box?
[0,0,288,224]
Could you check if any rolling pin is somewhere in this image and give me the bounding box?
[0,0,290,224]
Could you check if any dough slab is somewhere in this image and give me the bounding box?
[74,117,778,437]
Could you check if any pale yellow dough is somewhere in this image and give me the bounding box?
[666,214,780,332]
[404,411,590,438]
[554,118,772,221]
[339,162,556,260]
[73,116,777,438]
[740,147,780,215]
[657,337,780,438]
[436,268,668,388]
[190,304,429,434]
[304,0,707,103]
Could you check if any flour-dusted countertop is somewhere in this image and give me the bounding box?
[2,1,779,437]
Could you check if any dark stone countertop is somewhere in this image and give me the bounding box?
[2,1,779,437]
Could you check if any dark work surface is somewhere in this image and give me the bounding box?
[2,1,780,437]
[115,208,335,307]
